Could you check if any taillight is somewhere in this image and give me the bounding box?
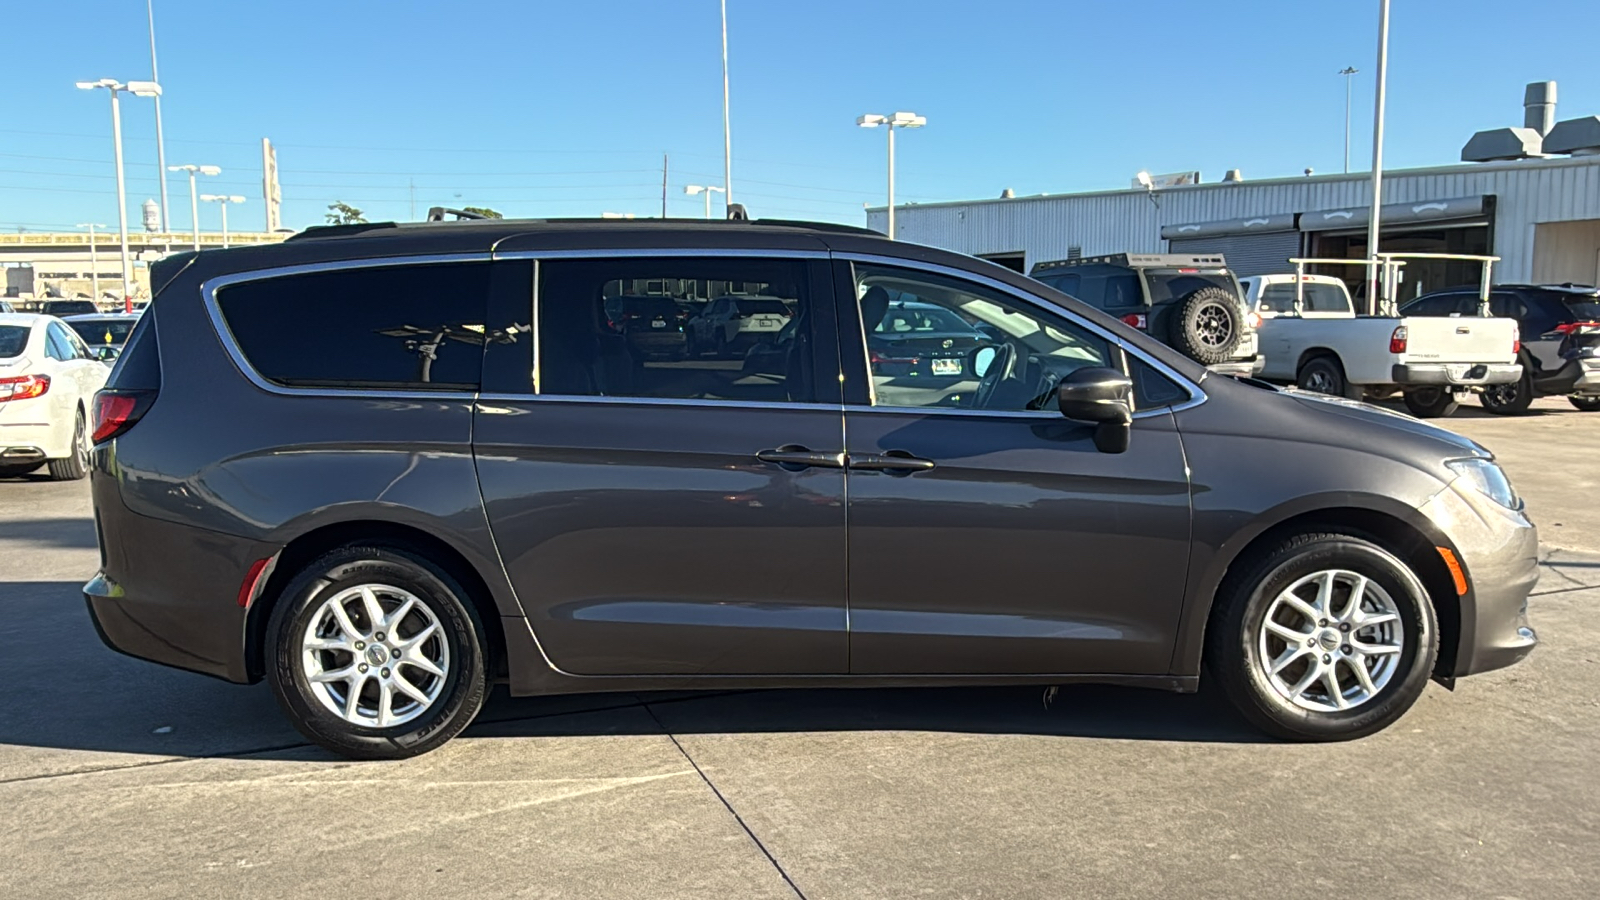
[1554,321,1600,334]
[1390,326,1408,354]
[1512,323,1520,355]
[1120,313,1148,330]
[1246,312,1262,329]
[869,349,919,365]
[0,374,49,402]
[91,389,154,443]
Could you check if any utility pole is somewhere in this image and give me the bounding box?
[147,0,170,236]
[720,0,733,215]
[77,223,105,301]
[409,178,416,221]
[662,152,669,218]
[1366,0,1390,314]
[1340,67,1359,174]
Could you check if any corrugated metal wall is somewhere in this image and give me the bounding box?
[867,156,1600,282]
[1167,232,1302,277]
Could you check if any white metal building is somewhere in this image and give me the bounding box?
[868,154,1600,303]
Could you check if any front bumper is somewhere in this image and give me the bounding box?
[1206,355,1266,378]
[1419,478,1539,678]
[1391,362,1521,387]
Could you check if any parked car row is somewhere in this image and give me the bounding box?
[0,313,112,479]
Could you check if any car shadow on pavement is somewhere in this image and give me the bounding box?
[0,516,99,551]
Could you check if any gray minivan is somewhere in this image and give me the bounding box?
[84,218,1538,759]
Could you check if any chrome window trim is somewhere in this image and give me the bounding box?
[477,392,843,413]
[493,247,831,261]
[200,253,492,400]
[833,252,1206,416]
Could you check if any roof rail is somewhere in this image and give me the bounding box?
[285,221,399,241]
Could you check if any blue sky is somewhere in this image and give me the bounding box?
[4,0,1597,234]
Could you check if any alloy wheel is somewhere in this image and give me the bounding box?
[1256,569,1403,712]
[1195,303,1234,348]
[300,584,450,728]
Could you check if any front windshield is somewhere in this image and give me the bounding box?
[1145,270,1239,304]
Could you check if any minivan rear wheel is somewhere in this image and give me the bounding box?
[266,545,488,760]
[1207,532,1437,741]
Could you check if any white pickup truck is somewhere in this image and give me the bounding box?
[1238,273,1522,417]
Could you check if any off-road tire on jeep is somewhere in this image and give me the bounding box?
[1481,368,1535,416]
[1168,287,1243,366]
[1402,387,1459,419]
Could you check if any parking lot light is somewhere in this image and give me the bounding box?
[857,110,927,240]
[684,184,727,220]
[77,79,141,312]
[201,194,247,248]
[170,165,222,250]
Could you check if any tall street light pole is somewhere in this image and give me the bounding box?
[76,223,106,302]
[170,164,221,250]
[685,184,726,219]
[77,79,160,312]
[147,0,170,235]
[720,0,733,215]
[202,195,246,247]
[1366,0,1390,315]
[1340,66,1359,174]
[857,112,927,240]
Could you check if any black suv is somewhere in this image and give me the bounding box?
[85,218,1537,759]
[1029,253,1261,376]
[1402,284,1600,414]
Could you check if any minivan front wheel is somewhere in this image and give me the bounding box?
[266,545,488,759]
[1207,533,1437,741]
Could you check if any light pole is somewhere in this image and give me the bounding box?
[201,195,246,247]
[76,223,107,302]
[169,165,221,250]
[856,111,926,240]
[146,0,170,235]
[1366,0,1390,314]
[77,79,161,312]
[684,184,726,219]
[1340,67,1359,174]
[720,0,733,215]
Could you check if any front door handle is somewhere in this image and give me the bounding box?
[848,451,936,474]
[756,445,846,471]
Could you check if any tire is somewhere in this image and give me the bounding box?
[1206,532,1438,742]
[1569,396,1600,412]
[46,409,89,481]
[1296,356,1358,399]
[266,545,489,760]
[1481,368,1534,415]
[1402,387,1459,418]
[1168,287,1243,366]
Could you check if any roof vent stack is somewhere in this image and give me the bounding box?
[1524,81,1557,136]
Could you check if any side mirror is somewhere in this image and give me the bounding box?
[94,346,121,363]
[1057,367,1134,453]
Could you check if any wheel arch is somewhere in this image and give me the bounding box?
[1295,347,1342,375]
[244,519,508,684]
[1176,501,1462,682]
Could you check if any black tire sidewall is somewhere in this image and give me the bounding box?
[1297,357,1348,397]
[266,546,487,759]
[1218,536,1437,741]
[47,409,88,481]
[1569,396,1600,412]
[1403,387,1458,418]
[1482,369,1534,414]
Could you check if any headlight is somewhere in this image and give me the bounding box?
[1446,457,1520,510]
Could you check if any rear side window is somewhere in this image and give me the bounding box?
[1260,283,1352,314]
[216,262,492,390]
[106,309,161,390]
[0,325,27,358]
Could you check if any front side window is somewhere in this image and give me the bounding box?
[537,257,814,403]
[854,263,1112,412]
[216,262,492,390]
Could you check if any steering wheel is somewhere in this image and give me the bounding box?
[970,342,1017,410]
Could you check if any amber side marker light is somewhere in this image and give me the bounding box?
[1436,547,1469,596]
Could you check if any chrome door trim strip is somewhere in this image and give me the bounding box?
[199,253,492,400]
[476,392,844,413]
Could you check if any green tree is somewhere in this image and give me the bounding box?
[325,201,367,225]
[462,206,503,219]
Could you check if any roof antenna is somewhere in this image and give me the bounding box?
[726,202,749,221]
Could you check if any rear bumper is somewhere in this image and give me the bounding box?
[83,570,253,683]
[0,417,69,459]
[1206,355,1266,377]
[1391,362,1521,386]
[1569,358,1600,395]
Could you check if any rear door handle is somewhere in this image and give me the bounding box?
[756,445,846,471]
[847,451,936,474]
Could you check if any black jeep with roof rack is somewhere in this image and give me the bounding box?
[1030,253,1262,375]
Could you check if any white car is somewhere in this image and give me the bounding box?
[0,314,111,479]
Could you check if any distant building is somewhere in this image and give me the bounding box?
[0,231,289,300]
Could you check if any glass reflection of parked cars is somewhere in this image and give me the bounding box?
[865,297,996,399]
[689,295,792,358]
[63,313,141,364]
[603,295,690,360]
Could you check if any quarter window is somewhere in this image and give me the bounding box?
[536,257,814,403]
[215,262,492,390]
[854,264,1112,412]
